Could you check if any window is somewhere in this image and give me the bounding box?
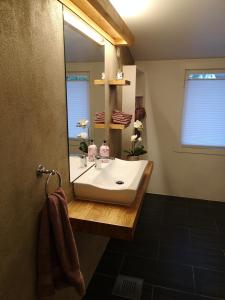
[66,73,90,139]
[181,70,225,148]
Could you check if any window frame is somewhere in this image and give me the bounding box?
[66,71,90,142]
[176,68,225,156]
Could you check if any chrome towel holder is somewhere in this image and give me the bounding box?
[36,164,62,196]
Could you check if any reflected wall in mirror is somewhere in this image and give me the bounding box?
[63,8,105,182]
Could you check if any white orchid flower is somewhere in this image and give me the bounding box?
[134,120,143,130]
[131,134,137,142]
[138,137,142,142]
[77,132,88,139]
[77,119,89,128]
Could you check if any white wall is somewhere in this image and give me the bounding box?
[137,58,225,202]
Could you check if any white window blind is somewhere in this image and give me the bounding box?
[66,73,89,139]
[181,71,225,148]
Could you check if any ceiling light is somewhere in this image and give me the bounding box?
[63,8,105,46]
[109,0,150,17]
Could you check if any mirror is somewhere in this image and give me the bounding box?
[63,10,105,182]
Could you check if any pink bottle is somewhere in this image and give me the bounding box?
[100,140,110,163]
[88,139,97,162]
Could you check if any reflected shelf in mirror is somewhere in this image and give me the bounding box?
[93,79,131,86]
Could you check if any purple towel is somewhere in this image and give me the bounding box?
[37,187,85,298]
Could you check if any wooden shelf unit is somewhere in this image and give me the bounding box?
[94,123,129,129]
[68,161,153,240]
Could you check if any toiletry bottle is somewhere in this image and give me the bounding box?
[88,139,97,162]
[100,140,110,162]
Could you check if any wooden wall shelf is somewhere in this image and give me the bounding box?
[68,161,153,240]
[109,79,130,86]
[93,79,105,85]
[94,123,129,129]
[93,79,131,86]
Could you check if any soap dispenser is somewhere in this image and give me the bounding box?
[100,140,110,162]
[88,139,97,162]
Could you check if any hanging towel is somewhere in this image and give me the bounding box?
[37,187,85,298]
[135,107,146,121]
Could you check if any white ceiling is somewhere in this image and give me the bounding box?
[115,0,225,60]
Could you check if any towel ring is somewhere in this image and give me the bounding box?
[36,165,62,196]
[45,170,62,196]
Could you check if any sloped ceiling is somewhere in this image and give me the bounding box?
[114,0,225,60]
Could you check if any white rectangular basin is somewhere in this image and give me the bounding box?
[73,158,148,206]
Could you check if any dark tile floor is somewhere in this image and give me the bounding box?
[83,194,225,300]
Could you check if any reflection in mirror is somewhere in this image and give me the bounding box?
[63,8,105,182]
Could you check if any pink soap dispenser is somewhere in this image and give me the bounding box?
[100,140,110,162]
[88,139,97,162]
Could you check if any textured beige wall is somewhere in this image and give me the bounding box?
[137,58,225,201]
[0,0,108,299]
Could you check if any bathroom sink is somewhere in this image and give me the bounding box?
[73,158,148,206]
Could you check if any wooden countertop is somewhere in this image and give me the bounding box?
[68,161,153,240]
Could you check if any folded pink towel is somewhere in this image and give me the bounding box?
[37,187,85,298]
[94,110,132,125]
[112,110,132,125]
[94,111,105,123]
[113,120,131,125]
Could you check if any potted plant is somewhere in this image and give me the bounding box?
[124,120,147,160]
